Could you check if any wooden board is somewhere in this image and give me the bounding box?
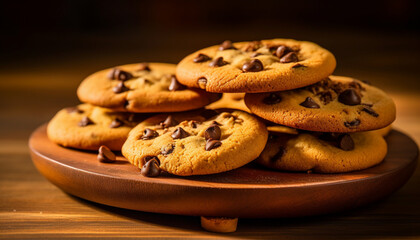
[29,124,418,218]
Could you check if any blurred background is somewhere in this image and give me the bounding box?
[0,0,419,141]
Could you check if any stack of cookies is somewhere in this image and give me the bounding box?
[47,38,396,178]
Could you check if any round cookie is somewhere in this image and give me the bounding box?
[257,131,387,173]
[122,110,268,176]
[77,63,221,113]
[206,93,250,112]
[176,39,336,93]
[245,75,396,132]
[47,104,151,151]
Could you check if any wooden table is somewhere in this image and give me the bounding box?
[1,30,419,239]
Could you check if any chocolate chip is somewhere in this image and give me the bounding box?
[78,116,93,127]
[362,106,379,117]
[242,59,263,72]
[161,144,174,156]
[138,62,151,71]
[219,40,236,51]
[141,158,161,177]
[275,45,288,58]
[300,97,320,108]
[338,134,354,151]
[205,139,222,151]
[243,41,261,51]
[204,124,221,141]
[109,118,124,128]
[197,77,207,89]
[193,53,211,63]
[338,89,361,106]
[189,120,200,128]
[144,156,160,165]
[344,119,361,128]
[107,68,133,81]
[209,57,228,67]
[66,107,84,114]
[263,93,281,105]
[271,146,285,162]
[97,145,116,163]
[280,52,298,63]
[160,115,178,128]
[292,63,306,69]
[142,128,158,140]
[171,127,189,139]
[200,109,219,119]
[113,81,129,93]
[168,75,186,91]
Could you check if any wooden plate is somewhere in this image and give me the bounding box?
[29,124,418,218]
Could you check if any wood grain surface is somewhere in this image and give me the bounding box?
[1,28,420,239]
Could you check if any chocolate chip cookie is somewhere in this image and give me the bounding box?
[47,104,150,150]
[122,110,268,176]
[206,93,250,112]
[245,75,396,132]
[77,63,221,112]
[257,131,387,173]
[176,39,336,93]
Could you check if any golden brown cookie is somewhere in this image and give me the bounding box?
[206,93,250,112]
[47,104,150,150]
[77,63,221,113]
[257,131,387,173]
[176,39,336,93]
[122,110,268,176]
[245,75,396,132]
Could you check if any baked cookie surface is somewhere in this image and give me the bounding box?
[245,75,396,132]
[257,131,387,173]
[122,110,268,176]
[77,63,220,113]
[176,39,336,93]
[206,93,250,112]
[47,104,150,150]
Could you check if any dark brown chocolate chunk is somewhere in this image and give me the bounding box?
[144,156,160,165]
[219,40,236,51]
[243,41,261,51]
[168,75,186,91]
[161,144,174,156]
[97,145,116,163]
[300,97,320,109]
[242,59,263,72]
[338,134,354,151]
[141,158,161,177]
[344,119,361,128]
[275,45,288,58]
[209,57,228,67]
[66,107,84,114]
[263,93,281,105]
[204,124,221,141]
[138,62,151,71]
[271,146,285,162]
[189,120,200,128]
[292,63,306,69]
[362,106,379,117]
[280,52,298,63]
[193,53,211,63]
[109,118,123,128]
[113,81,129,93]
[107,68,133,81]
[205,139,222,151]
[78,116,93,127]
[200,109,219,119]
[197,77,207,89]
[171,127,189,139]
[160,115,178,128]
[338,89,361,106]
[142,128,158,140]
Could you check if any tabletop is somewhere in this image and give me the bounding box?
[1,25,420,239]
